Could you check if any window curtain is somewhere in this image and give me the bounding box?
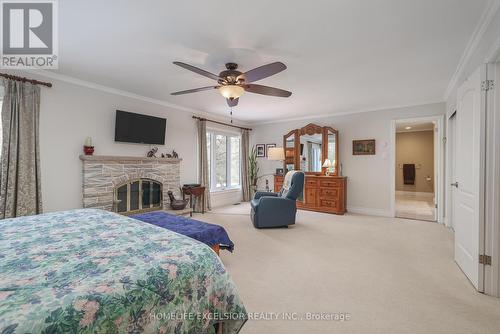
[197,119,211,210]
[241,129,250,201]
[0,79,42,218]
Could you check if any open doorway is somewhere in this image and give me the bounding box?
[391,116,444,222]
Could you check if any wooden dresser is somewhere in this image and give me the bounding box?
[274,174,347,215]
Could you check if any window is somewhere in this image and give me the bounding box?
[206,130,241,191]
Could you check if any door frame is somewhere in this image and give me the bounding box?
[445,110,457,229]
[389,115,445,223]
[482,56,500,296]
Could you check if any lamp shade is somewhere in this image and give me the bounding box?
[268,147,285,161]
[322,159,332,168]
[219,85,245,99]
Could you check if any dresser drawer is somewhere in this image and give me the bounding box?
[320,199,337,208]
[305,179,319,187]
[305,188,317,206]
[319,179,341,188]
[320,188,339,199]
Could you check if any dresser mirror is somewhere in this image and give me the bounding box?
[283,129,299,172]
[282,123,339,175]
[326,127,338,171]
[300,133,323,172]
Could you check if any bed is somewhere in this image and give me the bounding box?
[0,209,247,333]
[130,211,235,255]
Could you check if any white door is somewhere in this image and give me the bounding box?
[453,66,486,291]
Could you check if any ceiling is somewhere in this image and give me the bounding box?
[53,0,489,123]
[396,122,435,133]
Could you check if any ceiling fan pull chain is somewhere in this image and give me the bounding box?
[230,107,233,123]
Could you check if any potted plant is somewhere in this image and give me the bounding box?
[249,146,260,196]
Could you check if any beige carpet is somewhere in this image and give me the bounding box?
[191,203,500,334]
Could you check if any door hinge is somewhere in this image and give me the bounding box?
[481,80,494,91]
[479,254,492,265]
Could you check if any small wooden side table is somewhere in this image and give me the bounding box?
[182,186,206,214]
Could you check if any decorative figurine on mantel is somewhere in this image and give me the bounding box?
[160,150,179,159]
[83,137,94,155]
[147,147,158,157]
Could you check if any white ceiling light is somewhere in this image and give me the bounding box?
[219,85,244,99]
[405,126,412,130]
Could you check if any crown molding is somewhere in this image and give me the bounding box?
[18,69,250,126]
[248,100,444,126]
[484,33,500,63]
[443,0,500,100]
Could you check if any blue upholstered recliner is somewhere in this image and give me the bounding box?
[250,171,305,228]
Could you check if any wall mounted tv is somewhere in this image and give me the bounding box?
[114,110,166,145]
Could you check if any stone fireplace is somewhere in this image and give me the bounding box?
[80,155,181,213]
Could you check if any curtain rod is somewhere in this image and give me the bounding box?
[192,116,252,131]
[0,73,52,87]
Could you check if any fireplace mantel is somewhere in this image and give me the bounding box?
[79,155,182,163]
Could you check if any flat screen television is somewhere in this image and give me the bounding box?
[114,110,166,145]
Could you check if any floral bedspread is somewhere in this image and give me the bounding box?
[0,209,247,334]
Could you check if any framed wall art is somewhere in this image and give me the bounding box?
[353,139,376,155]
[255,144,266,157]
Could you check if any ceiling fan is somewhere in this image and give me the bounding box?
[171,61,292,107]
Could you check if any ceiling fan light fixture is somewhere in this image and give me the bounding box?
[219,85,244,99]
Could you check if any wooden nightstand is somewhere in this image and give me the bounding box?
[182,186,206,214]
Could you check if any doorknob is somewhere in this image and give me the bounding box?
[451,182,459,188]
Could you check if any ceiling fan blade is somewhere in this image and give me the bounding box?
[171,86,218,95]
[244,84,292,97]
[173,62,222,82]
[227,98,239,107]
[238,62,287,83]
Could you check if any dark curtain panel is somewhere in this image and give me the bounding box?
[0,79,42,218]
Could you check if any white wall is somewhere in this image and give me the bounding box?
[4,72,243,212]
[39,78,198,212]
[250,103,446,216]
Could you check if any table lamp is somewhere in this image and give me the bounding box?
[268,147,285,175]
[268,147,285,161]
[322,159,334,176]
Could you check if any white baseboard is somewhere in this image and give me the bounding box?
[347,206,393,217]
